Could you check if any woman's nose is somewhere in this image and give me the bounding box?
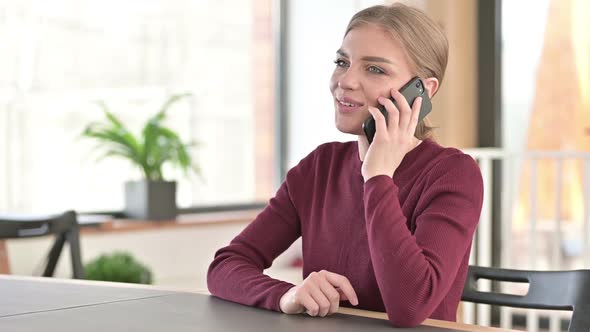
[338,69,360,90]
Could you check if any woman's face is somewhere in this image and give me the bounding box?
[329,23,414,135]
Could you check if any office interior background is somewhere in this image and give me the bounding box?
[1,0,589,331]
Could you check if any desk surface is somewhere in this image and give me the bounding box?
[0,275,513,332]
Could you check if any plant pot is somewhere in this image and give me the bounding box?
[124,180,177,220]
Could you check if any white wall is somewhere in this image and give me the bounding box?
[285,0,383,168]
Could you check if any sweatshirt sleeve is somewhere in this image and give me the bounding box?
[207,154,312,312]
[363,154,483,327]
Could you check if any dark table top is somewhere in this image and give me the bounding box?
[0,276,499,332]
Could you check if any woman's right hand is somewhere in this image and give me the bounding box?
[279,270,359,317]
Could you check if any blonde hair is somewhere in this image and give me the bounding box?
[345,3,449,140]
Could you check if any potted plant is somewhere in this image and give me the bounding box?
[82,93,200,220]
[84,251,153,284]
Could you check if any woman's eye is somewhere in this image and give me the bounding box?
[368,66,385,74]
[334,59,349,67]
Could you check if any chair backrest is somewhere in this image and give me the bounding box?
[0,211,77,238]
[0,210,84,279]
[462,265,590,332]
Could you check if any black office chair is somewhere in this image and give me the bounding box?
[0,210,85,279]
[462,265,590,332]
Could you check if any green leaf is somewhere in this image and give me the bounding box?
[81,95,201,182]
[140,94,190,180]
[83,129,140,163]
[84,251,153,284]
[158,93,192,115]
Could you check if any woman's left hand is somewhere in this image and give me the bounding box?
[360,88,422,182]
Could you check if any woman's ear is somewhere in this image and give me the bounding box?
[423,77,439,98]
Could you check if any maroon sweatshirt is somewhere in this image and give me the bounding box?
[207,139,484,327]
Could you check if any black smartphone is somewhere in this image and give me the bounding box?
[362,77,432,144]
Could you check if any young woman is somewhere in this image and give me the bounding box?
[207,3,483,327]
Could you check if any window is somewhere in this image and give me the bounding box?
[503,0,590,269]
[0,0,276,213]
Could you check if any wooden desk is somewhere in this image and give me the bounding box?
[79,209,260,235]
[0,275,515,332]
